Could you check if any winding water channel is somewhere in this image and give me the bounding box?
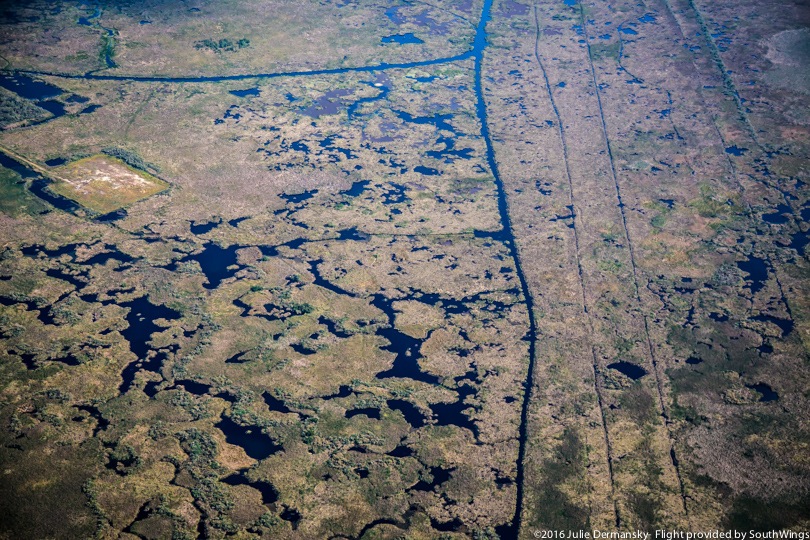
[471,1,538,536]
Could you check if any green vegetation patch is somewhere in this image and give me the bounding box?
[101,146,160,173]
[589,41,621,62]
[0,88,50,128]
[194,38,250,54]
[527,429,589,530]
[0,166,48,216]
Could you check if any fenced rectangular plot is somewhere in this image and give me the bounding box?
[49,155,168,214]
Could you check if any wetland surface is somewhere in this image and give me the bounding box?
[0,0,809,538]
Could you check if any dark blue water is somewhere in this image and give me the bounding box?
[79,104,100,114]
[65,94,89,104]
[307,259,356,297]
[343,506,419,540]
[175,243,244,289]
[0,73,61,100]
[387,399,427,428]
[300,89,352,118]
[746,382,778,402]
[291,341,319,355]
[77,6,117,69]
[387,444,414,458]
[280,189,318,204]
[409,465,454,492]
[382,33,424,45]
[379,182,409,204]
[228,216,249,227]
[264,392,294,414]
[314,316,352,340]
[230,87,260,97]
[258,238,308,258]
[190,219,220,235]
[395,110,454,131]
[752,313,794,337]
[426,136,474,163]
[373,323,439,385]
[372,294,442,387]
[175,379,212,395]
[172,378,234,402]
[45,267,86,289]
[82,246,136,266]
[322,385,355,401]
[784,229,810,255]
[21,242,78,258]
[123,503,153,535]
[280,506,302,530]
[607,361,647,380]
[28,179,80,213]
[762,204,791,224]
[346,79,390,119]
[226,351,249,364]
[0,152,37,179]
[429,384,479,437]
[289,139,307,153]
[0,74,67,124]
[414,165,440,176]
[346,407,381,420]
[336,227,370,241]
[215,416,283,460]
[222,474,279,505]
[737,255,769,295]
[96,208,127,223]
[75,404,109,436]
[316,135,356,160]
[340,180,371,197]
[11,351,37,370]
[431,517,463,532]
[0,295,57,326]
[725,145,748,156]
[11,15,487,86]
[118,296,181,393]
[45,157,67,167]
[0,152,80,213]
[440,6,540,520]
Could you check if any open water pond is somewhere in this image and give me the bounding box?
[229,87,260,98]
[747,382,779,402]
[382,33,424,45]
[0,73,61,101]
[118,296,181,392]
[222,474,279,505]
[607,361,647,380]
[215,416,283,460]
[173,243,244,289]
[737,255,769,295]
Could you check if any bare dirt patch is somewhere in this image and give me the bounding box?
[50,155,168,214]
